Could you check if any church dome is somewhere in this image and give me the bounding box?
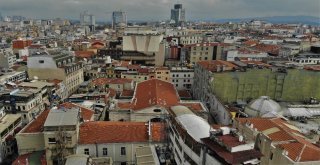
[245,96,281,117]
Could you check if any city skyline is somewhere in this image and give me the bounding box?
[0,0,319,21]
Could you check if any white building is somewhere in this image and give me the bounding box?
[0,87,45,125]
[0,105,22,163]
[279,44,300,57]
[168,105,262,165]
[291,53,320,65]
[76,121,164,165]
[0,52,16,69]
[170,67,194,90]
[27,52,84,96]
[0,71,27,85]
[226,50,268,61]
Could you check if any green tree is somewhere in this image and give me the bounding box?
[6,38,12,44]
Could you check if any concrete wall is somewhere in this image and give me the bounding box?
[16,133,45,155]
[28,68,66,81]
[76,143,151,165]
[211,69,320,103]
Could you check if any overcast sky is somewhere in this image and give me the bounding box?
[0,0,319,21]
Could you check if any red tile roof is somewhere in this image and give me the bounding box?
[237,118,295,141]
[60,102,94,121]
[253,44,280,55]
[179,103,204,112]
[92,78,132,86]
[79,121,165,144]
[46,79,63,85]
[12,153,31,165]
[236,118,320,162]
[22,110,50,133]
[240,60,272,67]
[74,51,95,58]
[120,90,134,97]
[131,79,180,110]
[178,90,192,98]
[197,60,238,72]
[217,134,246,148]
[244,40,258,47]
[304,65,320,71]
[12,151,46,165]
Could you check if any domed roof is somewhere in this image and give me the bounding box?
[245,96,281,117]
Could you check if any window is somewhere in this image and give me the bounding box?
[48,138,56,144]
[84,148,89,155]
[66,136,72,143]
[39,60,44,64]
[120,147,126,155]
[120,162,126,165]
[103,148,108,156]
[270,152,273,160]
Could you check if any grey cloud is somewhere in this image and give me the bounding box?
[0,0,319,21]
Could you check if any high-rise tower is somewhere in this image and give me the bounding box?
[170,4,186,26]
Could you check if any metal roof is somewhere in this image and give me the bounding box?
[44,108,79,127]
[176,114,211,142]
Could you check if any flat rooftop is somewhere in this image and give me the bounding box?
[44,108,79,127]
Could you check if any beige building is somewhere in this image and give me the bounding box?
[0,88,45,125]
[122,31,165,66]
[234,118,320,165]
[0,106,22,164]
[16,103,95,165]
[76,121,164,165]
[109,79,209,122]
[27,52,84,97]
[155,67,170,82]
[185,43,221,64]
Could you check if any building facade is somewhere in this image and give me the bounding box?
[27,52,84,97]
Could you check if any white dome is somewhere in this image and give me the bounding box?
[245,96,281,117]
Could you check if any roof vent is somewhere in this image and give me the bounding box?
[239,135,244,142]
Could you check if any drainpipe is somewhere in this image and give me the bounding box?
[148,120,152,142]
[95,142,98,157]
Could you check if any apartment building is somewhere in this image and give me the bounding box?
[170,67,194,90]
[192,60,320,124]
[291,53,320,65]
[27,52,84,96]
[0,71,27,85]
[0,52,16,69]
[76,121,164,165]
[167,105,262,165]
[0,105,22,164]
[0,88,45,125]
[234,118,320,165]
[109,79,209,122]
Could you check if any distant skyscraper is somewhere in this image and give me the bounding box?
[80,11,95,32]
[170,4,186,26]
[112,10,127,29]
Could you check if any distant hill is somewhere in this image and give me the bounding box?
[214,16,320,25]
